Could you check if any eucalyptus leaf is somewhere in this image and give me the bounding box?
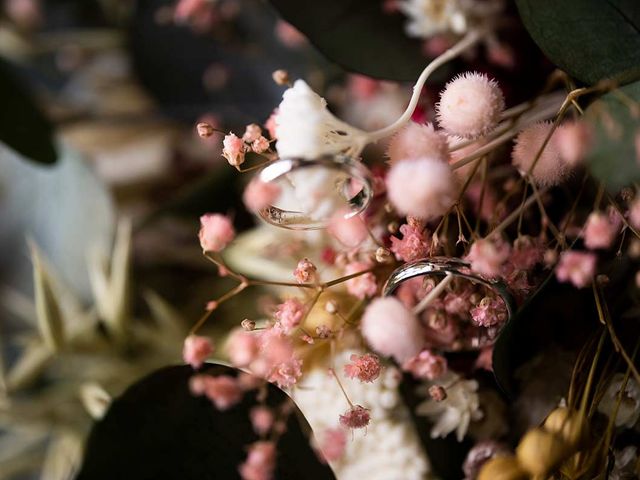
[77,364,336,480]
[0,59,57,165]
[584,80,640,191]
[268,0,428,81]
[0,141,115,302]
[516,0,640,85]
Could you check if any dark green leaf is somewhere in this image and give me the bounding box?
[268,0,428,81]
[78,364,336,480]
[585,80,640,191]
[0,59,57,165]
[516,0,640,85]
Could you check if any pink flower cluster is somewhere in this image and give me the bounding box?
[402,349,447,380]
[583,211,620,250]
[239,441,276,480]
[390,222,431,262]
[470,297,508,327]
[221,124,271,168]
[198,213,235,252]
[345,262,378,299]
[343,353,382,383]
[465,236,511,278]
[317,427,347,463]
[274,298,306,333]
[293,258,318,284]
[243,178,281,213]
[339,405,371,429]
[189,374,243,410]
[183,335,214,369]
[555,251,596,288]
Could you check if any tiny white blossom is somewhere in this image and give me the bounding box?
[275,80,369,159]
[416,372,482,441]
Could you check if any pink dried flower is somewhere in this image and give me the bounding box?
[274,298,306,332]
[317,427,347,463]
[243,123,262,143]
[436,72,505,139]
[555,251,597,288]
[510,235,544,270]
[343,353,382,383]
[390,223,431,262]
[250,406,274,436]
[386,122,449,164]
[386,157,456,220]
[226,329,260,367]
[264,109,278,139]
[239,441,276,480]
[327,211,368,247]
[222,133,246,166]
[267,357,302,389]
[243,178,281,213]
[465,237,511,278]
[361,297,424,363]
[191,375,243,411]
[583,211,619,249]
[252,136,270,154]
[512,121,569,186]
[402,349,447,380]
[344,262,377,299]
[470,297,508,327]
[293,258,318,284]
[556,120,592,165]
[339,405,370,429]
[198,213,235,252]
[182,335,214,369]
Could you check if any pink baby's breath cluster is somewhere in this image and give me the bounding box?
[339,404,371,429]
[470,297,508,327]
[239,441,276,480]
[555,251,597,288]
[243,178,281,213]
[343,353,382,383]
[344,261,378,299]
[293,258,318,284]
[198,213,235,252]
[183,335,214,369]
[402,349,447,380]
[189,374,243,410]
[465,236,511,278]
[390,222,431,262]
[274,298,306,332]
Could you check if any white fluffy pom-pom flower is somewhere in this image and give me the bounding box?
[275,80,368,159]
[361,297,424,363]
[386,157,456,220]
[512,121,570,186]
[436,72,505,139]
[386,122,449,164]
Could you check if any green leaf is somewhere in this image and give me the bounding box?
[0,59,57,165]
[77,365,336,480]
[268,0,429,81]
[516,0,640,85]
[584,80,640,191]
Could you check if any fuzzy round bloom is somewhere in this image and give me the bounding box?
[386,157,456,220]
[190,374,243,411]
[512,121,570,186]
[470,297,508,327]
[344,262,378,299]
[327,211,368,247]
[465,237,511,278]
[239,441,276,480]
[556,120,592,165]
[274,298,306,332]
[402,349,447,380]
[390,222,431,262]
[226,329,260,368]
[182,335,214,368]
[293,258,318,284]
[243,123,262,143]
[555,251,597,288]
[250,406,274,436]
[361,297,424,363]
[198,213,235,252]
[343,353,382,383]
[583,212,619,250]
[436,72,505,139]
[339,405,371,429]
[243,178,281,213]
[317,427,347,463]
[251,136,270,154]
[222,133,246,166]
[386,122,449,163]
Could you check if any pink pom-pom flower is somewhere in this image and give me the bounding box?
[361,297,424,363]
[198,213,235,252]
[339,405,371,429]
[512,121,570,186]
[436,72,505,139]
[183,335,214,369]
[555,251,597,288]
[386,157,456,220]
[386,121,449,164]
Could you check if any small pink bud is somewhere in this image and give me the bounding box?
[183,335,214,369]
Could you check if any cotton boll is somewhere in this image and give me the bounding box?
[386,157,456,220]
[437,72,505,139]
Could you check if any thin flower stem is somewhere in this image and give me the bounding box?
[489,190,546,237]
[189,281,249,335]
[579,328,607,415]
[529,180,566,247]
[413,273,453,315]
[249,279,317,289]
[367,29,483,142]
[607,193,640,240]
[323,268,376,288]
[329,368,353,408]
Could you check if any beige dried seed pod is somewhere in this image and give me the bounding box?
[477,455,528,480]
[544,407,589,449]
[516,427,569,476]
